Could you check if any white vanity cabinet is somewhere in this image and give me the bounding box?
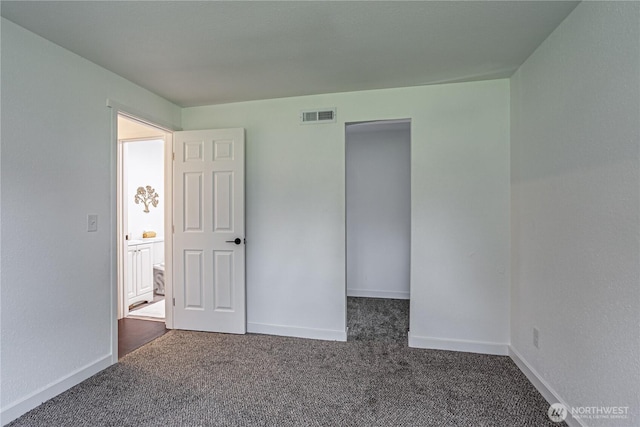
[126,242,154,307]
[151,240,164,265]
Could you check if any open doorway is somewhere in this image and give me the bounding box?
[117,114,171,357]
[345,119,411,343]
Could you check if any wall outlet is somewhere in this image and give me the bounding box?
[533,327,539,349]
[87,214,98,232]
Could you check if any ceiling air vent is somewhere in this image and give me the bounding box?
[300,108,336,124]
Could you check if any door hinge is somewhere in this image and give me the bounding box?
[172,225,175,234]
[173,297,176,306]
[125,234,129,241]
[172,152,175,161]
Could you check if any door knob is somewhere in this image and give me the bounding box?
[225,238,242,245]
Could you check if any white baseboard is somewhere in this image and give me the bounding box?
[247,322,347,342]
[347,289,410,300]
[509,346,585,427]
[1,355,113,426]
[408,332,509,356]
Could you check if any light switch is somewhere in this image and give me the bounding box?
[88,214,98,232]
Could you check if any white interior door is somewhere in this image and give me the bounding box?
[173,128,245,333]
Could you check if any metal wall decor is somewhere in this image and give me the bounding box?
[135,185,159,213]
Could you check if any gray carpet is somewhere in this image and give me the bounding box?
[10,298,563,426]
[348,297,409,342]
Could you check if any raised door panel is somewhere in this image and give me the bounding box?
[213,171,234,232]
[213,250,234,310]
[183,172,204,232]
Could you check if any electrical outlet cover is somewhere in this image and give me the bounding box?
[88,214,98,232]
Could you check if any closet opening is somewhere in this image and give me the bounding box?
[345,119,411,343]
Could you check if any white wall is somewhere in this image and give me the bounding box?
[125,139,165,240]
[0,18,181,424]
[346,121,411,300]
[182,79,510,352]
[510,2,640,426]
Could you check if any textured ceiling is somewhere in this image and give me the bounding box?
[1,1,579,107]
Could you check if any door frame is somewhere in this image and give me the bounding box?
[117,135,168,319]
[108,99,180,364]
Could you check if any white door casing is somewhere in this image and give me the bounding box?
[118,140,131,319]
[173,129,246,334]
